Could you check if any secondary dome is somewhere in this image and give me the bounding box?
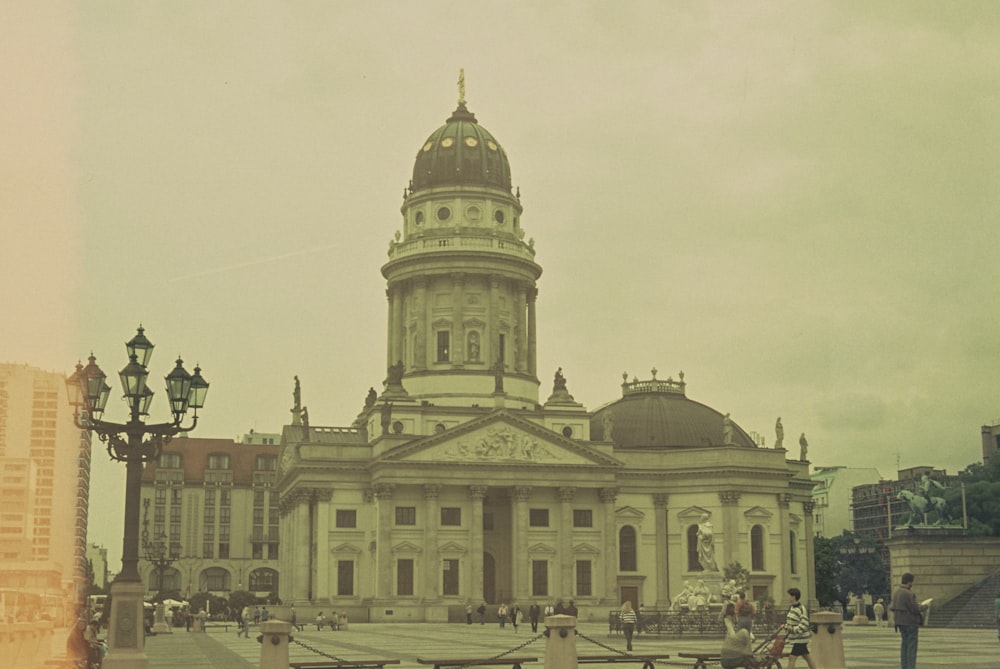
[411,103,512,192]
[591,372,757,449]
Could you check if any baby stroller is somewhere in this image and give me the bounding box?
[746,629,786,669]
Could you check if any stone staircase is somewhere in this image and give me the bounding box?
[926,567,1000,629]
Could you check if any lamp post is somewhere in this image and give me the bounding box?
[67,326,208,669]
[141,499,179,635]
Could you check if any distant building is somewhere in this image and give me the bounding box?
[851,466,959,541]
[809,466,881,537]
[86,543,109,591]
[0,363,92,619]
[981,421,1000,466]
[138,434,281,599]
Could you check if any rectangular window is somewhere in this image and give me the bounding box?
[529,508,549,527]
[498,333,506,363]
[218,543,229,559]
[207,454,230,470]
[220,489,231,506]
[252,543,263,560]
[573,509,593,528]
[442,558,460,596]
[395,506,417,526]
[253,509,264,524]
[171,488,183,504]
[336,509,357,528]
[155,488,166,504]
[268,543,279,560]
[397,558,414,596]
[254,490,265,506]
[338,560,354,596]
[576,560,592,596]
[531,560,548,597]
[202,543,214,559]
[255,455,277,471]
[440,507,461,526]
[437,331,450,362]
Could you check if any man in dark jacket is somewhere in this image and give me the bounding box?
[528,601,541,632]
[890,572,928,669]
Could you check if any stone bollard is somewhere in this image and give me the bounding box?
[543,614,577,669]
[809,611,846,669]
[259,619,292,669]
[153,602,170,634]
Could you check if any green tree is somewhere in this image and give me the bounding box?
[723,561,750,595]
[813,536,839,606]
[813,533,889,608]
[227,590,259,613]
[947,459,1000,536]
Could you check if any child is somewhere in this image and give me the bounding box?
[781,588,816,669]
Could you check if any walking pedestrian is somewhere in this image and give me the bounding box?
[510,603,521,632]
[528,601,541,632]
[890,572,929,669]
[873,598,886,628]
[290,605,303,631]
[781,588,816,669]
[239,606,251,638]
[619,601,637,652]
[477,602,487,624]
[466,602,473,624]
[497,602,508,628]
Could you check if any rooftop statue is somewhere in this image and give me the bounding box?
[775,417,784,449]
[553,367,567,392]
[798,432,808,461]
[722,413,733,444]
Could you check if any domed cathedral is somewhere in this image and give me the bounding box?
[276,80,816,622]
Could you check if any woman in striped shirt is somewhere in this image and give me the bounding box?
[619,601,638,651]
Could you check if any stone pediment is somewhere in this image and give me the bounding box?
[744,506,773,521]
[438,541,466,554]
[392,541,422,554]
[677,506,712,523]
[573,542,601,555]
[528,542,557,555]
[789,513,802,526]
[379,410,620,468]
[330,543,363,555]
[616,506,646,521]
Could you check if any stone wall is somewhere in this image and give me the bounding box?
[886,528,1000,605]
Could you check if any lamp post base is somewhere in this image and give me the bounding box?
[104,580,149,669]
[152,602,170,634]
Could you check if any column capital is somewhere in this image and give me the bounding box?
[469,485,488,501]
[514,486,532,502]
[802,500,816,514]
[374,483,395,500]
[599,487,619,504]
[719,490,742,505]
[652,493,669,509]
[424,484,442,500]
[558,487,576,503]
[777,493,791,508]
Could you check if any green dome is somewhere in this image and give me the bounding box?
[411,103,512,192]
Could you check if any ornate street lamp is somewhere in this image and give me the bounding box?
[67,326,208,669]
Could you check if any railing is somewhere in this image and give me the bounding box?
[387,234,536,262]
[607,609,784,637]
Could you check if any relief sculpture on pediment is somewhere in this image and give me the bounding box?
[443,426,561,462]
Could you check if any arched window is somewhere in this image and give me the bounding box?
[199,567,231,592]
[618,526,637,571]
[687,525,702,571]
[789,531,798,574]
[147,566,181,592]
[248,567,278,593]
[751,525,765,571]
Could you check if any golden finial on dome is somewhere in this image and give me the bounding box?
[457,68,466,106]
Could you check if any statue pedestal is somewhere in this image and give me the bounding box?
[852,615,869,625]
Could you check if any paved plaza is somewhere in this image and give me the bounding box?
[140,620,1000,669]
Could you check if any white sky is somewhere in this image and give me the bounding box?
[3,1,999,568]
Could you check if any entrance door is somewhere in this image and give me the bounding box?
[621,585,639,607]
[483,552,496,604]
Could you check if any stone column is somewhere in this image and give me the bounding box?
[515,284,527,373]
[293,497,310,601]
[313,489,333,599]
[600,487,619,603]
[386,287,394,370]
[414,278,427,369]
[374,483,395,599]
[803,501,817,606]
[718,491,742,569]
[558,487,575,598]
[451,274,464,364]
[423,484,441,600]
[513,486,531,602]
[652,493,669,608]
[390,284,403,368]
[526,287,538,376]
[777,493,791,595]
[489,276,501,365]
[469,486,487,602]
